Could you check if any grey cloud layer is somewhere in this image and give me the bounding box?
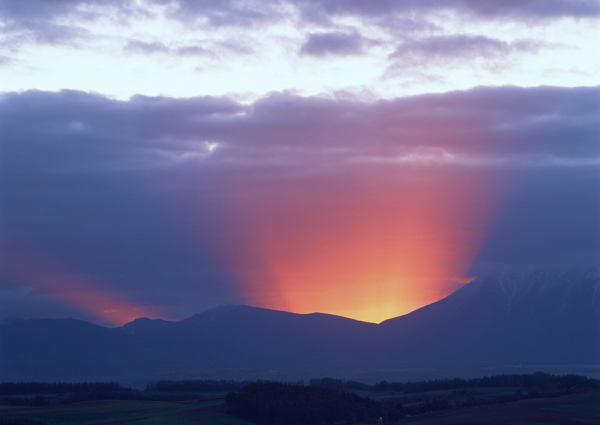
[6,0,598,24]
[2,86,597,172]
[1,0,597,45]
[123,39,253,57]
[389,35,549,66]
[152,0,282,26]
[1,86,598,321]
[291,0,600,21]
[0,0,132,45]
[154,0,600,24]
[124,39,209,56]
[300,31,368,57]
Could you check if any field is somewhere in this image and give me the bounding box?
[397,392,600,425]
[3,392,599,425]
[1,384,599,425]
[0,397,254,425]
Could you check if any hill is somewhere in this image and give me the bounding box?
[1,269,598,383]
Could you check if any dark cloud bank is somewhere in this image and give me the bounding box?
[0,85,598,322]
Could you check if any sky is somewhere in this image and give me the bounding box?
[0,0,599,326]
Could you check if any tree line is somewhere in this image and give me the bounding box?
[145,379,244,392]
[370,371,600,393]
[224,373,600,425]
[2,372,597,417]
[226,381,393,425]
[3,372,597,397]
[225,381,454,424]
[145,372,600,395]
[0,382,125,396]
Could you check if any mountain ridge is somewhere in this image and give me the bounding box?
[1,268,598,383]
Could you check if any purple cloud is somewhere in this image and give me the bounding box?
[455,0,600,20]
[300,30,368,57]
[176,45,209,56]
[0,0,126,21]
[291,0,600,21]
[2,0,597,46]
[124,40,211,56]
[148,0,282,26]
[0,55,13,66]
[124,40,170,54]
[4,85,595,163]
[0,0,136,45]
[388,35,549,66]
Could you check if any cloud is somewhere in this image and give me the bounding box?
[124,39,171,54]
[1,86,598,323]
[0,0,133,21]
[176,45,209,56]
[391,35,534,59]
[152,0,283,26]
[0,19,92,47]
[354,148,600,169]
[123,39,217,57]
[5,85,596,171]
[2,0,597,48]
[299,30,370,57]
[291,0,600,22]
[0,0,135,46]
[387,35,550,69]
[453,0,600,20]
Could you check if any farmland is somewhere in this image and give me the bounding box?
[0,397,253,425]
[1,373,599,425]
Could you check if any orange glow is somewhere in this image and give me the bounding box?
[214,165,504,323]
[0,242,157,326]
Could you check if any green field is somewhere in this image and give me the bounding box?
[2,374,599,425]
[3,393,600,425]
[0,399,255,425]
[545,394,600,417]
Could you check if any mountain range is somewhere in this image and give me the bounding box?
[1,269,599,384]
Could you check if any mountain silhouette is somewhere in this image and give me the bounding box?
[1,269,598,383]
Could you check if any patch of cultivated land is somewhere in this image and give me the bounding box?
[1,382,598,425]
[0,398,254,425]
[399,392,600,425]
